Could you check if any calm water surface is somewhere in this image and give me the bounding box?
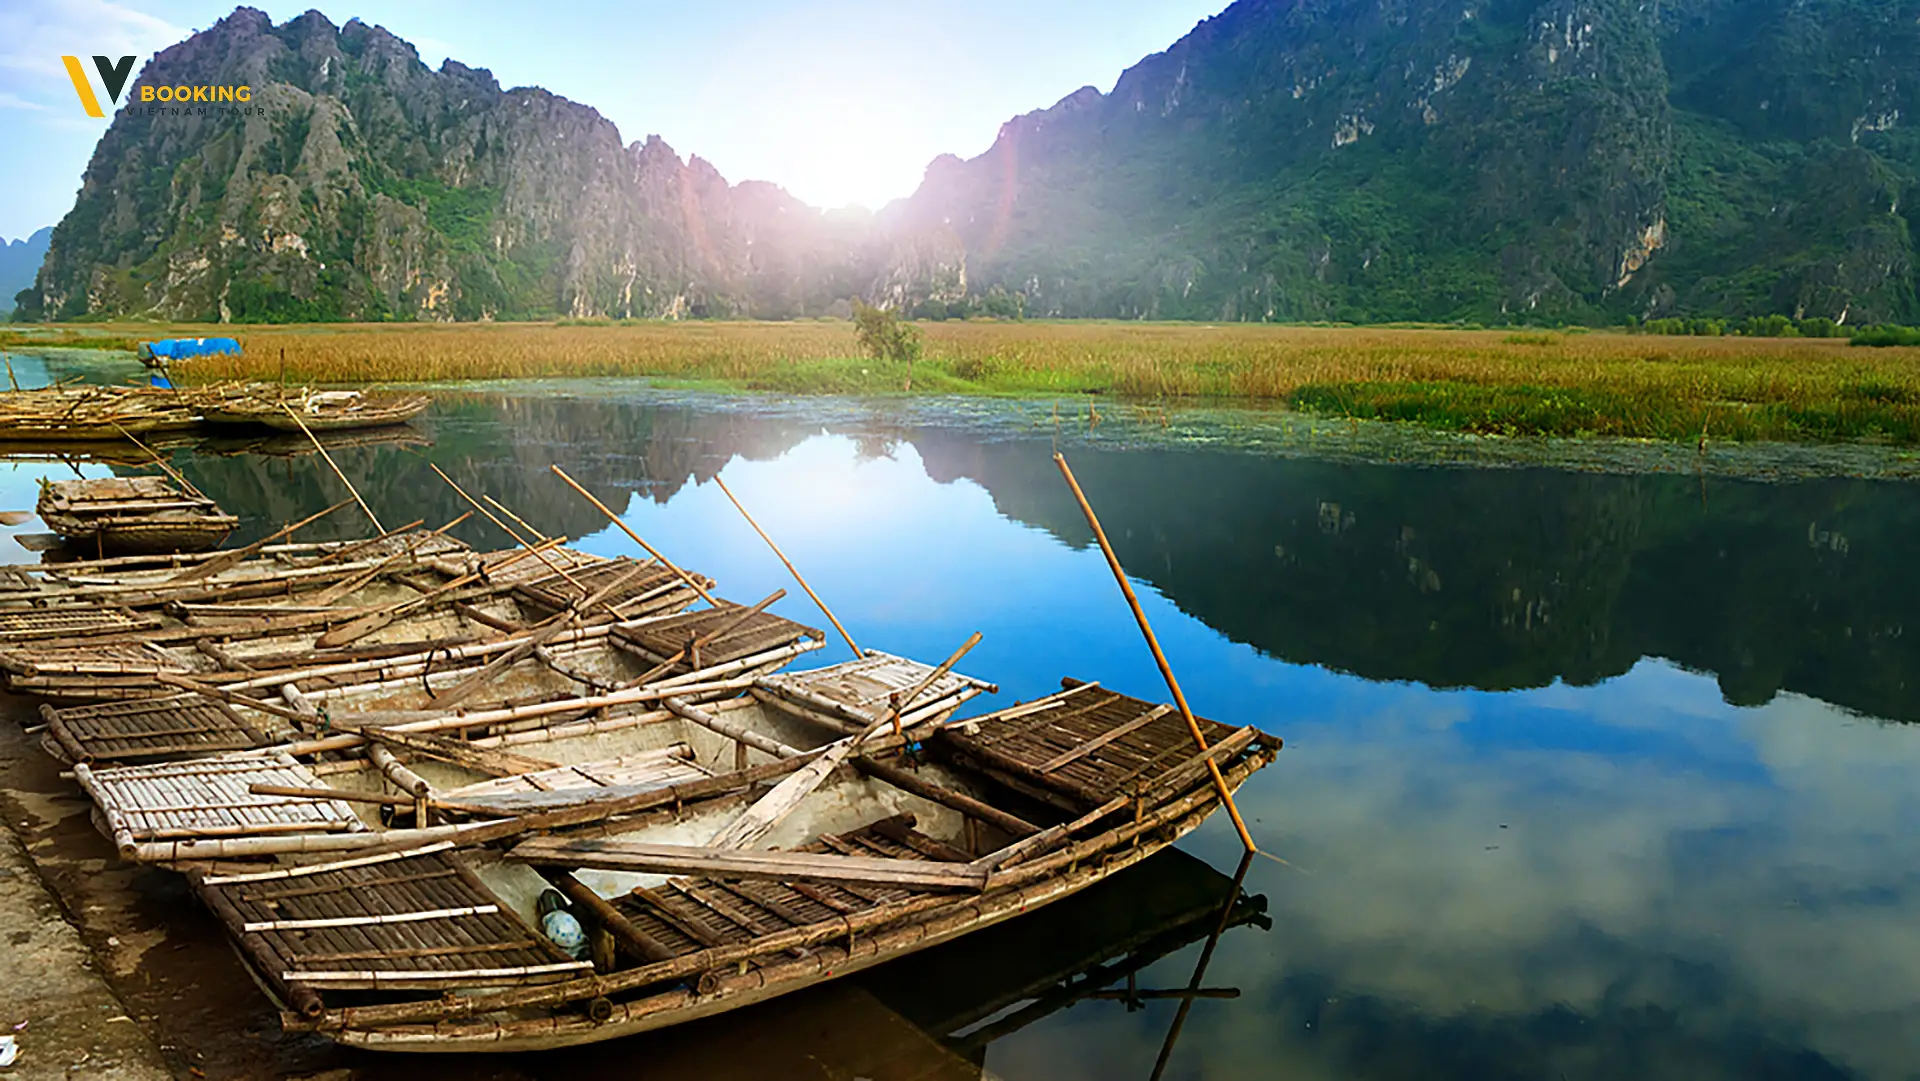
[9,379,1919,1080]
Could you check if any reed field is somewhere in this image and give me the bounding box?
[5,320,1920,444]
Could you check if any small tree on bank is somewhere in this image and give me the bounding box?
[851,299,922,390]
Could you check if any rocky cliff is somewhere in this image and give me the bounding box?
[886,0,1919,324]
[15,8,895,322]
[18,1,1920,325]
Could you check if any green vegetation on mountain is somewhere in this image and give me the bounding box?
[12,1,1920,328]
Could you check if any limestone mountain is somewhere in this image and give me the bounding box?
[0,228,51,315]
[17,1,1920,325]
[887,0,1920,324]
[15,8,887,322]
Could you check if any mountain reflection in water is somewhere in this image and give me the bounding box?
[120,388,1920,1078]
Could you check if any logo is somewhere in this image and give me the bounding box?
[63,56,255,117]
[63,55,135,117]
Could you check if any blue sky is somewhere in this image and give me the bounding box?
[0,0,1229,240]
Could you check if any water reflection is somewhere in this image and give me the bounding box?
[35,387,1920,1078]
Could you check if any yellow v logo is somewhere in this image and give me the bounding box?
[63,55,137,118]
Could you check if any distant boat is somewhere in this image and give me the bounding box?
[136,338,242,368]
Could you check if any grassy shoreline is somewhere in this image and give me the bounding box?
[5,320,1919,445]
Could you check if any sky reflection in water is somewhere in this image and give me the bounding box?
[2,383,1882,1079]
[548,426,1919,1080]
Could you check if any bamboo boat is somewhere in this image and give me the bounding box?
[196,384,430,432]
[35,475,239,555]
[7,461,1283,1056]
[0,546,729,702]
[562,846,1267,1077]
[0,385,203,441]
[55,649,1273,1052]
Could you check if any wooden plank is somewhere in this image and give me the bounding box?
[509,838,988,892]
[704,739,857,850]
[1035,704,1173,774]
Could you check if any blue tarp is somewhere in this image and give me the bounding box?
[137,337,242,361]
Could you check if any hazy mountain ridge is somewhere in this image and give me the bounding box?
[17,0,1920,324]
[0,227,52,315]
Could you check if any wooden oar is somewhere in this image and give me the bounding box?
[549,465,717,606]
[284,403,383,532]
[712,473,861,657]
[1053,452,1256,855]
[167,498,354,583]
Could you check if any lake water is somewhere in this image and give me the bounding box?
[6,376,1919,1079]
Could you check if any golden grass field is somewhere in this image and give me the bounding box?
[5,320,1919,443]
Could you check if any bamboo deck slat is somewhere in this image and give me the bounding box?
[613,603,823,675]
[593,815,971,966]
[0,606,160,641]
[939,682,1246,808]
[754,651,994,729]
[446,745,710,800]
[83,753,368,848]
[41,696,282,764]
[195,847,580,992]
[513,559,687,616]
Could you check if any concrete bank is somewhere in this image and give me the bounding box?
[0,821,170,1080]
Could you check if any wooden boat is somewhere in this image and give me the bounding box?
[0,385,202,441]
[547,846,1267,1077]
[196,384,430,432]
[55,654,1273,1053]
[0,547,730,702]
[35,475,239,555]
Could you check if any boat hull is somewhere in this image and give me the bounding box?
[305,761,1262,1052]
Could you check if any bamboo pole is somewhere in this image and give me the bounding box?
[284,404,383,532]
[1052,452,1257,855]
[549,465,717,606]
[710,473,859,656]
[1150,849,1255,1081]
[107,420,206,499]
[431,463,586,597]
[483,495,550,545]
[169,499,355,582]
[880,631,980,737]
[152,673,313,725]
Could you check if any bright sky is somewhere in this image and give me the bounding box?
[0,0,1229,240]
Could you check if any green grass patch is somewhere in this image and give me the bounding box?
[1290,380,1920,443]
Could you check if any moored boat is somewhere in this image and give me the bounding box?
[196,384,430,432]
[35,475,239,555]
